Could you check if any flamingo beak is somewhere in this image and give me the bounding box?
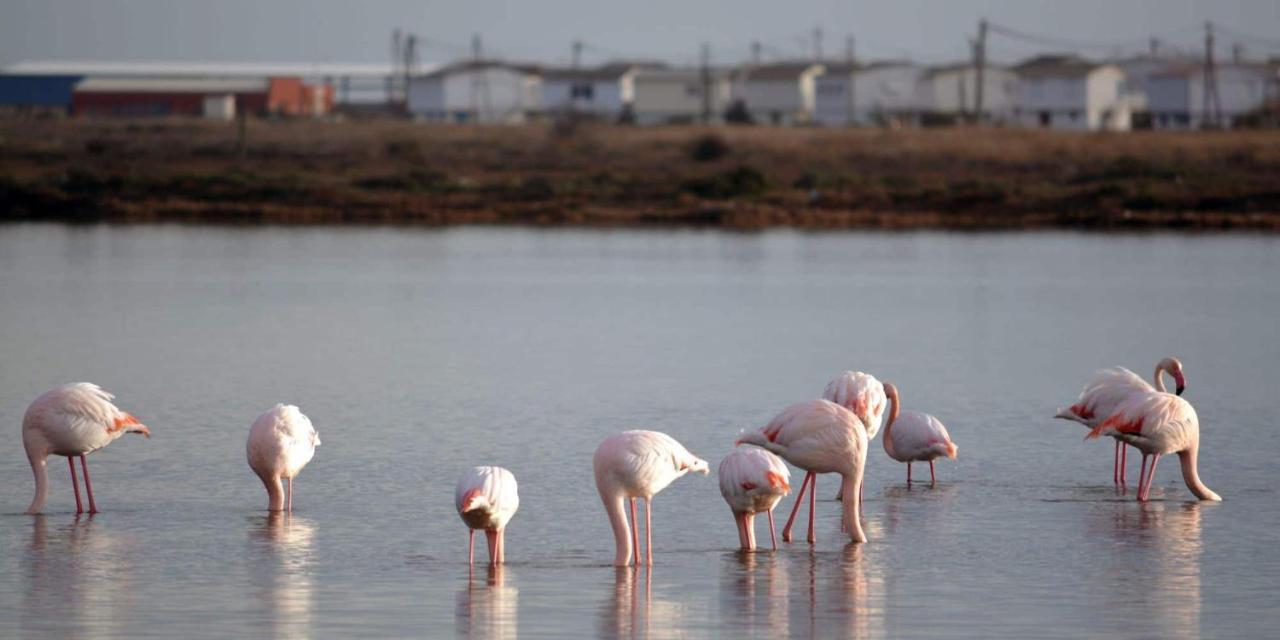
[136,425,151,439]
[1174,371,1186,396]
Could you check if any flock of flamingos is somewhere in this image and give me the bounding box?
[19,355,1219,567]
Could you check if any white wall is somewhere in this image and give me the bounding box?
[919,67,1017,119]
[542,77,625,117]
[814,65,925,126]
[1147,65,1272,128]
[408,67,540,123]
[633,73,730,124]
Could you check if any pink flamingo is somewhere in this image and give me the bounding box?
[593,430,709,566]
[456,466,520,566]
[737,399,868,544]
[246,404,320,512]
[22,383,151,515]
[823,370,886,501]
[718,447,791,550]
[1087,389,1220,502]
[880,383,958,485]
[1056,357,1186,484]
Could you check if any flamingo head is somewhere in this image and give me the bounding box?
[1160,356,1186,396]
[459,488,487,514]
[682,456,710,475]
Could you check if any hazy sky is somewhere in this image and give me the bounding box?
[3,0,1278,68]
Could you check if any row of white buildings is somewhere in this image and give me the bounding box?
[406,54,1279,131]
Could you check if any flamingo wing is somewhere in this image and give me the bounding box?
[889,410,957,460]
[823,371,887,438]
[1061,367,1153,423]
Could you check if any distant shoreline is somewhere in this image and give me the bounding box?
[3,119,1278,231]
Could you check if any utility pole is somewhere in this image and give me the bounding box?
[751,41,762,66]
[700,43,712,124]
[402,33,417,102]
[973,18,987,124]
[470,33,492,123]
[845,35,856,125]
[812,26,824,62]
[1203,21,1221,128]
[390,29,403,104]
[1149,37,1161,57]
[572,39,583,69]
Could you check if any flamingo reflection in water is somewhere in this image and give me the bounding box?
[23,515,134,637]
[456,565,518,640]
[249,513,316,640]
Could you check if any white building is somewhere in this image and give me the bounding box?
[917,63,1017,122]
[733,62,824,124]
[1146,62,1276,129]
[631,68,732,125]
[407,60,541,124]
[541,62,664,121]
[1012,55,1132,131]
[814,61,924,126]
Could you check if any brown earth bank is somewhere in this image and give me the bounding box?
[2,118,1279,230]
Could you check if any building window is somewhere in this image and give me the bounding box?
[570,82,594,100]
[685,84,701,97]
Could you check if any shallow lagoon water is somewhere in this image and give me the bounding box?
[1,225,1278,638]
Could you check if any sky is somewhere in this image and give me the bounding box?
[2,0,1279,69]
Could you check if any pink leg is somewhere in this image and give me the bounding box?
[645,498,653,566]
[1113,440,1121,485]
[68,457,84,515]
[80,455,98,514]
[1141,454,1162,501]
[287,477,294,512]
[907,463,912,485]
[468,529,475,565]
[629,498,640,566]
[767,509,777,550]
[807,475,816,544]
[929,460,936,485]
[782,472,813,543]
[485,529,499,566]
[1121,445,1128,484]
[498,528,506,564]
[1141,455,1152,499]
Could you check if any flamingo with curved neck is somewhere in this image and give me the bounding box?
[1087,389,1219,502]
[881,383,958,485]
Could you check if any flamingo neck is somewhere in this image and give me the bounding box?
[882,385,901,459]
[1179,447,1221,501]
[601,493,633,566]
[1153,363,1167,393]
[25,454,49,515]
[263,474,285,511]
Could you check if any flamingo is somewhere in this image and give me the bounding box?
[1087,390,1220,502]
[593,430,709,566]
[455,466,520,566]
[718,447,791,550]
[246,404,320,512]
[22,383,151,515]
[880,383,958,485]
[736,399,868,544]
[1056,357,1186,484]
[823,370,886,501]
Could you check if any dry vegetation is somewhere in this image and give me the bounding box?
[2,118,1279,229]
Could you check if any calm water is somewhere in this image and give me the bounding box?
[1,224,1278,638]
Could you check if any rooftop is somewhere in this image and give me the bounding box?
[3,59,405,79]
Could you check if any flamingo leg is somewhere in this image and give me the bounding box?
[629,498,640,566]
[907,463,912,485]
[782,472,813,543]
[498,528,506,564]
[468,529,475,565]
[1121,445,1129,484]
[807,475,816,544]
[645,498,653,566]
[80,455,98,514]
[1137,454,1150,500]
[1141,454,1162,501]
[929,460,936,485]
[287,477,294,512]
[734,511,750,549]
[485,529,499,566]
[67,457,83,515]
[1113,441,1120,484]
[767,509,777,550]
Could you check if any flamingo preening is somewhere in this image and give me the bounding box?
[718,447,791,550]
[1056,357,1186,484]
[1087,390,1220,502]
[22,383,151,515]
[824,370,886,501]
[246,404,320,512]
[593,430,709,566]
[456,466,520,566]
[737,399,868,544]
[879,383,958,485]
